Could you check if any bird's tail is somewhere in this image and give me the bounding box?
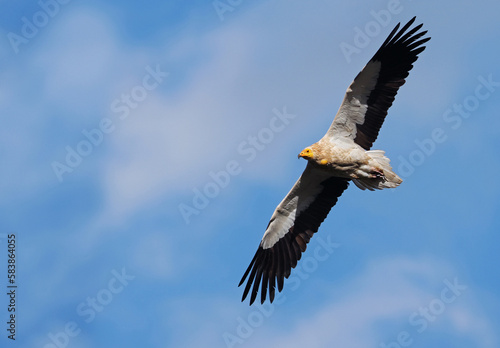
[353,150,402,191]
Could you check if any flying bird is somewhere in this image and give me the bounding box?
[239,17,430,305]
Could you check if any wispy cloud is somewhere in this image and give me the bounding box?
[225,256,496,348]
[2,1,500,348]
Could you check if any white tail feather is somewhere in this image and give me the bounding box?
[353,150,402,191]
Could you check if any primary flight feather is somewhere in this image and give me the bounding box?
[239,17,430,305]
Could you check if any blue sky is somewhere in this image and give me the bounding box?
[1,0,499,347]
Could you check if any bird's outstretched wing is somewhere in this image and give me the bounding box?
[239,17,429,305]
[239,164,349,305]
[326,17,430,150]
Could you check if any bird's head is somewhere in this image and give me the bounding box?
[298,143,329,165]
[298,146,315,160]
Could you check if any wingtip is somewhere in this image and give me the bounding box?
[249,292,257,305]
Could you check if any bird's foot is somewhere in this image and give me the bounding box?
[370,169,384,179]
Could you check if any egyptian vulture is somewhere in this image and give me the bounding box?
[239,17,430,305]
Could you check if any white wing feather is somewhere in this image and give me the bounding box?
[324,61,381,144]
[260,164,332,249]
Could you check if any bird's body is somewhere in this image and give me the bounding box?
[301,138,402,190]
[239,17,430,305]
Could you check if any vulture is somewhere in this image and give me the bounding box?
[239,17,430,305]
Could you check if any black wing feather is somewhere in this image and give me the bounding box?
[354,17,430,150]
[239,177,349,305]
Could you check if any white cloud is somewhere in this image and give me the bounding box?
[131,230,175,278]
[216,256,497,348]
[4,1,445,222]
[96,1,374,219]
[96,0,469,224]
[3,2,500,348]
